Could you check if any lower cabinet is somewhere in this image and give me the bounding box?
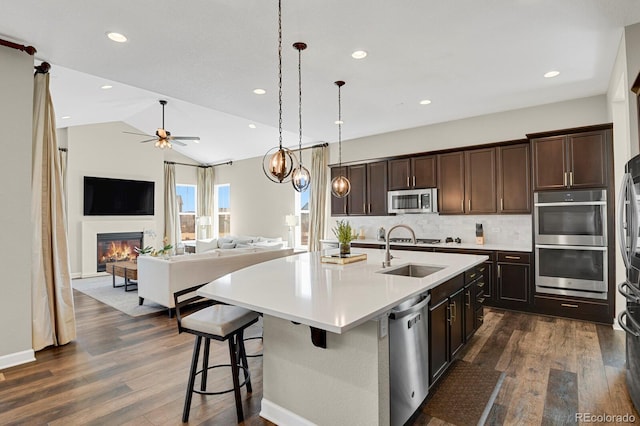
[495,251,531,310]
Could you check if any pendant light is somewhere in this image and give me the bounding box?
[262,0,296,183]
[291,42,311,192]
[331,81,350,198]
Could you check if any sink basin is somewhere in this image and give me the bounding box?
[378,263,445,278]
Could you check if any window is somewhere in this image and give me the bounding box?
[176,184,197,241]
[215,184,231,237]
[296,185,310,247]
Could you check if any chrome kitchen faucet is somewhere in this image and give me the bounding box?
[383,224,416,267]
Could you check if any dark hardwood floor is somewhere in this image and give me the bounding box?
[0,291,637,425]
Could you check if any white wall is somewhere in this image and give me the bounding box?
[65,121,198,277]
[0,46,34,369]
[625,23,640,151]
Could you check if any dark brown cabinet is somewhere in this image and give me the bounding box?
[495,251,531,309]
[497,143,531,213]
[429,297,449,384]
[437,152,465,214]
[366,161,388,215]
[531,128,610,191]
[331,162,388,216]
[438,148,497,214]
[388,155,436,190]
[330,166,347,216]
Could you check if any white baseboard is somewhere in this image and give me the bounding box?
[0,349,35,371]
[260,398,317,426]
[71,272,82,279]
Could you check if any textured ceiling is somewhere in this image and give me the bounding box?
[1,0,639,164]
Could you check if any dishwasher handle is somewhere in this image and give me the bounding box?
[389,294,431,320]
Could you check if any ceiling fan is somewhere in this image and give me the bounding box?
[124,99,200,149]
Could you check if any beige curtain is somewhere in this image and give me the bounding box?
[31,70,76,351]
[197,166,214,239]
[164,163,181,247]
[308,145,328,252]
[59,148,68,212]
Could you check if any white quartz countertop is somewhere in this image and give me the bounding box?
[322,238,532,252]
[197,248,487,334]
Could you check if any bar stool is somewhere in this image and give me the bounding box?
[174,284,259,423]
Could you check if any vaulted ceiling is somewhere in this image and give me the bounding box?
[1,0,640,164]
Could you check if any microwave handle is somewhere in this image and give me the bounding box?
[618,173,633,270]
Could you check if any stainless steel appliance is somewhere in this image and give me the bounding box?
[389,237,441,244]
[389,294,431,426]
[618,154,640,413]
[388,188,438,214]
[534,189,608,299]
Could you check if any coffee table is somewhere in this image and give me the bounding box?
[105,261,138,292]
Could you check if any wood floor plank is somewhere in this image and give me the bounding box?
[597,324,626,369]
[575,321,613,417]
[461,309,504,363]
[541,368,578,425]
[603,365,639,420]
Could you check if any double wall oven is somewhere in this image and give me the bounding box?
[534,189,608,300]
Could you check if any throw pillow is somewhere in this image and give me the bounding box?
[220,242,237,249]
[196,238,218,253]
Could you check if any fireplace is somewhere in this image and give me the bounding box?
[96,232,143,272]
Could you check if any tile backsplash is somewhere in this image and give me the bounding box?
[330,214,532,247]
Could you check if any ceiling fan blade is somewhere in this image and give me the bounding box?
[172,140,187,147]
[139,138,157,143]
[123,131,154,137]
[171,136,200,141]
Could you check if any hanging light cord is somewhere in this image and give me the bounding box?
[278,0,283,150]
[338,84,342,167]
[298,46,303,164]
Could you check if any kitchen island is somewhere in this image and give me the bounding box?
[197,248,487,425]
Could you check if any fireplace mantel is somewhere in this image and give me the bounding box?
[81,220,156,277]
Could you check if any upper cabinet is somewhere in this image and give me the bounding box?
[531,127,611,191]
[438,148,498,215]
[497,143,531,213]
[388,155,437,190]
[330,161,388,217]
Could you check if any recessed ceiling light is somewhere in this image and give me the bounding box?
[335,120,344,125]
[351,50,367,59]
[248,124,257,129]
[61,116,71,119]
[544,70,560,78]
[253,88,266,95]
[106,32,127,43]
[419,99,432,105]
[101,85,113,89]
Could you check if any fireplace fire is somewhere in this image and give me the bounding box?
[96,232,143,272]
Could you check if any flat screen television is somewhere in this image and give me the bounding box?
[84,176,155,216]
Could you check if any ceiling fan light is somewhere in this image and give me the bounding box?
[331,175,351,198]
[292,165,311,192]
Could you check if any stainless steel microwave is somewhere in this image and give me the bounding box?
[388,189,438,214]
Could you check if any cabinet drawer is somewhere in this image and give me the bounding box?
[497,251,530,263]
[430,273,464,305]
[534,295,610,324]
[475,306,484,328]
[465,268,480,283]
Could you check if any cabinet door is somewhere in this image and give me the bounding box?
[497,143,531,213]
[567,130,609,188]
[347,164,367,215]
[464,283,475,341]
[388,158,411,190]
[465,148,497,214]
[366,161,388,215]
[437,152,465,214]
[532,136,567,190]
[497,262,530,305]
[412,155,437,189]
[449,288,465,358]
[429,298,449,384]
[330,167,347,216]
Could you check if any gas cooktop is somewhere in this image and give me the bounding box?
[388,237,441,244]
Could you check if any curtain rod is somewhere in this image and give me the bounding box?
[58,147,67,152]
[287,142,328,153]
[164,160,233,168]
[0,37,36,55]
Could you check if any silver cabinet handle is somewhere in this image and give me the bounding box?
[412,176,416,187]
[504,255,520,260]
[461,199,464,212]
[500,198,504,211]
[497,264,501,279]
[368,203,371,214]
[451,301,457,323]
[569,171,574,186]
[468,199,471,211]
[561,303,579,308]
[407,176,410,188]
[564,171,568,187]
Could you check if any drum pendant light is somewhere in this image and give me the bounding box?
[331,81,350,198]
[291,42,311,192]
[262,0,296,183]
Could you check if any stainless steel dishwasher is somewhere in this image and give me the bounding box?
[389,293,431,426]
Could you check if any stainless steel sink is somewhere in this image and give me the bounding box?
[378,263,445,278]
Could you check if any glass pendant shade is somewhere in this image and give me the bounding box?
[331,175,351,198]
[292,164,311,192]
[263,146,295,183]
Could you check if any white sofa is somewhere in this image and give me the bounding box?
[137,246,294,310]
